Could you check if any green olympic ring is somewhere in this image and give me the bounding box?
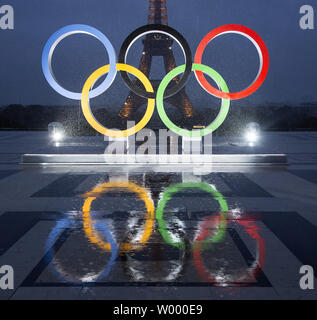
[157,63,230,138]
[156,182,229,250]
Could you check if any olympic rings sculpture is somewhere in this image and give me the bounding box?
[42,23,269,138]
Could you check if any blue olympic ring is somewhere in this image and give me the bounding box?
[42,24,117,100]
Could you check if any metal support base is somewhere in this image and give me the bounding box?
[22,153,288,166]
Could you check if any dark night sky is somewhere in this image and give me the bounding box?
[0,0,316,109]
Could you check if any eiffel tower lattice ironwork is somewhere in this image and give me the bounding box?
[118,0,195,121]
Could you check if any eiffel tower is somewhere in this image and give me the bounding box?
[118,0,195,121]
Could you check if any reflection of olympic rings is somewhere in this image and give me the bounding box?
[82,182,155,252]
[81,63,155,138]
[46,217,118,283]
[42,24,117,100]
[118,24,192,99]
[193,215,227,251]
[156,182,228,249]
[42,23,269,136]
[123,246,186,282]
[157,63,230,137]
[193,214,266,285]
[194,24,269,100]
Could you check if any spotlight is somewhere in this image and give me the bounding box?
[48,122,65,143]
[52,131,63,142]
[244,122,260,146]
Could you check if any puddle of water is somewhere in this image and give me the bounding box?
[33,173,267,288]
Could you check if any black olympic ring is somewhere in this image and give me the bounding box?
[118,24,193,100]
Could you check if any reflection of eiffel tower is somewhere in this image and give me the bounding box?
[118,0,195,120]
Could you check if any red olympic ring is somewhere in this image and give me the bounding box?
[194,24,270,100]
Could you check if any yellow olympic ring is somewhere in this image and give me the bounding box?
[81,63,155,138]
[82,181,155,252]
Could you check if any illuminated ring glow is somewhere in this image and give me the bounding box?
[156,63,230,138]
[194,24,269,100]
[156,182,228,249]
[82,182,155,252]
[81,63,155,138]
[119,24,192,99]
[46,218,118,282]
[193,216,266,285]
[42,24,117,100]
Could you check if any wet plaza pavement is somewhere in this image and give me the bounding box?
[0,131,317,299]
